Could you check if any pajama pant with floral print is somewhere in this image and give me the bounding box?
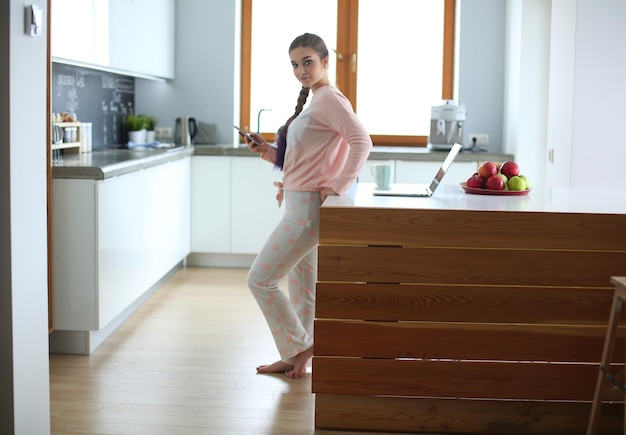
[247,190,320,364]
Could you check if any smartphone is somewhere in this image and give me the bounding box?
[233,125,257,145]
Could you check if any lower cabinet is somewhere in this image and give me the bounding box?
[51,157,190,353]
[358,159,395,183]
[191,155,283,255]
[231,157,284,253]
[191,156,232,253]
[192,155,478,259]
[359,159,478,185]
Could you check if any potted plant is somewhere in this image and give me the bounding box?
[144,115,158,143]
[125,114,147,144]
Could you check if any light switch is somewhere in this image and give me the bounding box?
[25,5,43,37]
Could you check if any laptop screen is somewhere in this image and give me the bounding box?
[428,143,462,193]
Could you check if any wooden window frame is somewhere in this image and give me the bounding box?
[240,0,455,147]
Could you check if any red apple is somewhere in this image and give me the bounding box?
[466,175,484,189]
[478,161,498,179]
[485,175,505,190]
[500,161,520,179]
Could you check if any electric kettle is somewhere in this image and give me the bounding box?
[174,117,197,145]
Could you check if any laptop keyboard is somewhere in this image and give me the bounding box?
[374,184,431,197]
[397,185,429,196]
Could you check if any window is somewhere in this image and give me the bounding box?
[241,0,455,147]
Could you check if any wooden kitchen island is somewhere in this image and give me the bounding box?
[314,183,626,434]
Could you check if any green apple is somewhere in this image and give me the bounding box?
[519,174,531,189]
[508,176,526,191]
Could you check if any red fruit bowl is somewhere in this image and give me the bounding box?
[459,182,531,196]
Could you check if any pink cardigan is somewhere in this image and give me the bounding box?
[262,86,372,195]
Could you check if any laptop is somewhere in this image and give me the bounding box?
[373,142,462,197]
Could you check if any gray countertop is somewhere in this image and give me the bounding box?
[52,146,195,179]
[358,146,512,162]
[52,144,514,180]
[194,144,514,162]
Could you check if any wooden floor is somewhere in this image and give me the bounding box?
[49,267,400,435]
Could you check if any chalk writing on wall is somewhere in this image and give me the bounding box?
[52,63,135,149]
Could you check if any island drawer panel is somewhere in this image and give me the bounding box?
[314,394,623,434]
[312,358,602,401]
[319,208,626,251]
[315,282,623,324]
[314,320,625,362]
[318,245,626,288]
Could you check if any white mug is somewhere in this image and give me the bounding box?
[371,164,394,190]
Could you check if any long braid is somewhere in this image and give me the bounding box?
[274,86,310,170]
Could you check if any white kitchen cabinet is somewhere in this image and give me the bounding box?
[191,155,477,257]
[109,0,176,78]
[191,155,283,256]
[52,157,190,352]
[395,160,477,185]
[191,156,232,253]
[51,0,176,79]
[360,159,478,186]
[51,0,110,67]
[231,157,284,253]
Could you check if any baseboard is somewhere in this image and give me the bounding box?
[186,253,255,268]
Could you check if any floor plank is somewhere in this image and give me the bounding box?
[50,267,398,434]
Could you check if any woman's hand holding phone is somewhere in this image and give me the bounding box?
[234,125,268,153]
[234,125,255,143]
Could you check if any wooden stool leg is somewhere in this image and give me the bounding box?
[587,292,624,435]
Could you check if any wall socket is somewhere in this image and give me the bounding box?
[469,133,489,146]
[155,127,173,140]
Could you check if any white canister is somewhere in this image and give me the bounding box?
[80,122,92,153]
[63,127,72,143]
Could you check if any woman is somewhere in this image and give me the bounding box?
[242,33,372,379]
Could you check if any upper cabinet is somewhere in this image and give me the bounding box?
[51,0,176,80]
[108,0,175,79]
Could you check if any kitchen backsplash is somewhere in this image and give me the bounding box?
[52,63,135,150]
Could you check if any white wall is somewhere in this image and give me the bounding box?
[135,0,241,145]
[506,0,626,188]
[545,0,576,187]
[568,0,626,188]
[457,0,506,151]
[1,1,51,434]
[503,0,551,188]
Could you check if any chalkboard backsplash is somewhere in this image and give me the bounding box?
[52,63,135,150]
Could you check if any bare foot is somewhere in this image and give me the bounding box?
[256,360,293,374]
[286,346,313,379]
